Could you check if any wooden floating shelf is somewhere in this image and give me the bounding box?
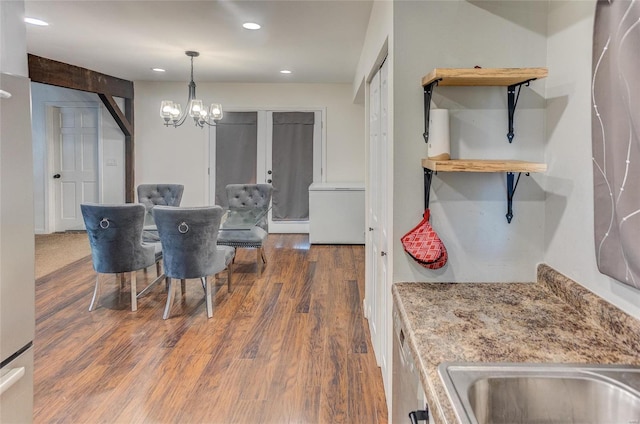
[421,67,548,87]
[422,158,548,173]
[419,66,549,222]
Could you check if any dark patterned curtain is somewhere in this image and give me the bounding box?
[592,0,640,288]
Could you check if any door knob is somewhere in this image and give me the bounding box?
[267,170,272,175]
[267,179,272,183]
[368,227,374,231]
[381,251,387,257]
[53,173,61,179]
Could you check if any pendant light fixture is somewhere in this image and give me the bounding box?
[159,51,223,128]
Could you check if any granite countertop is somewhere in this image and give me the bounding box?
[392,264,640,424]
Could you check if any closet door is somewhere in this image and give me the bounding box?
[366,58,390,392]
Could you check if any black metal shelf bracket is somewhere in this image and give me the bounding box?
[422,80,440,143]
[507,78,536,143]
[409,409,429,424]
[425,168,532,222]
[424,168,434,210]
[505,171,530,223]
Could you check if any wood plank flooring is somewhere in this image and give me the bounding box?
[34,234,388,423]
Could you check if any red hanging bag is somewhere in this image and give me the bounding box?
[400,209,448,269]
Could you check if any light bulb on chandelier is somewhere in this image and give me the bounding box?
[159,51,223,128]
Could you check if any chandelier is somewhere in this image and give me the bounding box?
[159,51,223,128]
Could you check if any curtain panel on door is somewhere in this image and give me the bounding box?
[215,112,258,207]
[272,112,314,221]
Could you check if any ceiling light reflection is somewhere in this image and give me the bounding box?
[242,22,261,30]
[24,17,49,26]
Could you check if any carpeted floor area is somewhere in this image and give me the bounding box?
[35,232,91,279]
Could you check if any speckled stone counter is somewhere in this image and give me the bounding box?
[392,264,640,424]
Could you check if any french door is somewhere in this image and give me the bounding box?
[209,110,323,233]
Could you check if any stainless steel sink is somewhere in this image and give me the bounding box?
[438,362,640,424]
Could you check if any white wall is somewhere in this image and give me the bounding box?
[134,81,364,206]
[0,0,28,77]
[544,1,640,319]
[353,0,393,103]
[31,83,125,233]
[392,1,549,283]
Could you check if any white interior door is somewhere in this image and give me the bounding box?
[52,106,99,231]
[378,59,390,392]
[367,69,381,360]
[366,59,390,390]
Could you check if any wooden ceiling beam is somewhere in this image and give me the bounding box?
[98,94,132,137]
[28,54,133,99]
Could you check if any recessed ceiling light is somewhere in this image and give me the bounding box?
[152,68,166,73]
[24,17,49,26]
[242,22,261,30]
[280,70,292,74]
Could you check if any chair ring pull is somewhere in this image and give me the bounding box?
[178,222,189,234]
[99,218,110,229]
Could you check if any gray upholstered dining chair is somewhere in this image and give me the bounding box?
[217,184,273,276]
[137,184,184,227]
[81,203,163,312]
[152,206,235,319]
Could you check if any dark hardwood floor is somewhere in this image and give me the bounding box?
[34,234,388,423]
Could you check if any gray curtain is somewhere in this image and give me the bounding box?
[215,112,258,207]
[592,0,640,289]
[272,112,314,221]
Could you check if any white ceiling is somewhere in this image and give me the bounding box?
[24,0,373,84]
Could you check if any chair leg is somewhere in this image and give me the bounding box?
[181,279,187,295]
[260,246,267,264]
[156,261,162,277]
[130,270,137,312]
[163,278,176,319]
[203,276,213,318]
[119,273,125,290]
[256,249,262,277]
[89,274,101,311]
[227,263,233,293]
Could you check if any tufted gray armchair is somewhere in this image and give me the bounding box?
[217,184,273,276]
[137,184,184,226]
[152,206,235,319]
[81,203,163,312]
[224,183,272,231]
